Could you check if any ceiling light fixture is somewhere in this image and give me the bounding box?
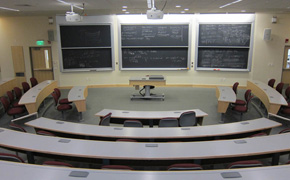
[122,9,127,11]
[0,7,20,12]
[184,8,189,11]
[122,6,128,8]
[219,0,243,8]
[176,5,181,8]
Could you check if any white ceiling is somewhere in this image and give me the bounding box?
[0,0,290,16]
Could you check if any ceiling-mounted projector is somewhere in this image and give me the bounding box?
[66,12,82,22]
[146,0,164,19]
[147,8,164,19]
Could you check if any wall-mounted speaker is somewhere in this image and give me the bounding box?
[263,28,271,41]
[48,30,54,41]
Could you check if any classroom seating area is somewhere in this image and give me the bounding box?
[1,77,290,172]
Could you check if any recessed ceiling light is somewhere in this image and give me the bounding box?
[176,5,181,8]
[122,9,127,11]
[122,6,127,8]
[184,8,189,11]
[0,7,20,11]
[125,11,130,14]
[241,10,246,12]
[181,11,185,13]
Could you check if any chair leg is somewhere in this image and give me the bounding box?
[240,113,243,121]
[62,111,65,120]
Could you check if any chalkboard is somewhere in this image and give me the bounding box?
[199,24,251,46]
[60,25,111,47]
[58,24,113,72]
[197,48,249,69]
[196,23,253,71]
[62,49,112,69]
[122,48,188,68]
[121,25,189,46]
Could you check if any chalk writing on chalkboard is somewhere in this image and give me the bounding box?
[121,25,189,46]
[197,48,249,69]
[62,49,112,69]
[122,48,188,68]
[199,24,251,46]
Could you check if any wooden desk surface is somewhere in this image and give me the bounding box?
[0,128,290,161]
[216,86,236,113]
[2,161,290,180]
[25,117,281,139]
[18,80,57,114]
[0,77,17,96]
[95,109,208,119]
[68,86,88,101]
[247,80,287,114]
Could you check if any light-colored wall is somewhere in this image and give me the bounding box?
[0,13,289,88]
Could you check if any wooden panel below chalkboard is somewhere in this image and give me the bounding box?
[199,24,251,47]
[197,48,249,69]
[121,24,189,46]
[62,49,112,69]
[122,48,188,69]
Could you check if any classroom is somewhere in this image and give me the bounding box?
[1,0,290,179]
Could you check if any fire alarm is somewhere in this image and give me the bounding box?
[286,39,289,43]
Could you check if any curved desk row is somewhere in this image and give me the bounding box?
[1,161,290,180]
[0,128,288,165]
[25,117,281,141]
[247,80,287,114]
[18,80,57,114]
[95,109,208,127]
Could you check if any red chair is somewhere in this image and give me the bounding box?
[51,92,72,119]
[36,130,56,136]
[268,79,275,88]
[13,87,23,100]
[232,90,253,121]
[167,163,203,171]
[285,86,290,102]
[248,132,267,138]
[99,113,112,126]
[21,82,30,93]
[30,77,38,87]
[279,128,290,134]
[0,153,25,163]
[276,82,284,94]
[1,97,25,119]
[232,82,239,94]
[9,123,27,132]
[54,88,71,104]
[101,165,133,170]
[227,160,263,169]
[42,161,73,167]
[6,91,24,108]
[234,89,252,106]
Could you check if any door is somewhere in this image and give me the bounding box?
[11,46,26,87]
[282,46,290,86]
[30,47,54,83]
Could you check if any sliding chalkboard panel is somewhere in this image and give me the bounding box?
[120,24,190,70]
[59,24,113,72]
[122,48,188,68]
[196,23,253,71]
[62,49,112,69]
[121,25,188,46]
[199,24,251,46]
[60,25,111,47]
[198,48,249,69]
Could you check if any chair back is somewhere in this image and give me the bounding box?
[179,111,197,127]
[228,160,263,169]
[30,77,38,87]
[9,123,27,132]
[101,165,133,170]
[21,82,30,93]
[124,120,143,127]
[248,132,267,138]
[6,91,15,104]
[167,163,203,171]
[0,153,24,163]
[279,128,290,134]
[51,92,59,106]
[1,97,10,112]
[43,161,73,167]
[36,130,56,136]
[99,113,112,126]
[159,118,179,127]
[13,87,22,100]
[232,82,239,94]
[54,88,61,98]
[244,89,252,101]
[276,82,284,94]
[268,79,275,88]
[285,86,290,101]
